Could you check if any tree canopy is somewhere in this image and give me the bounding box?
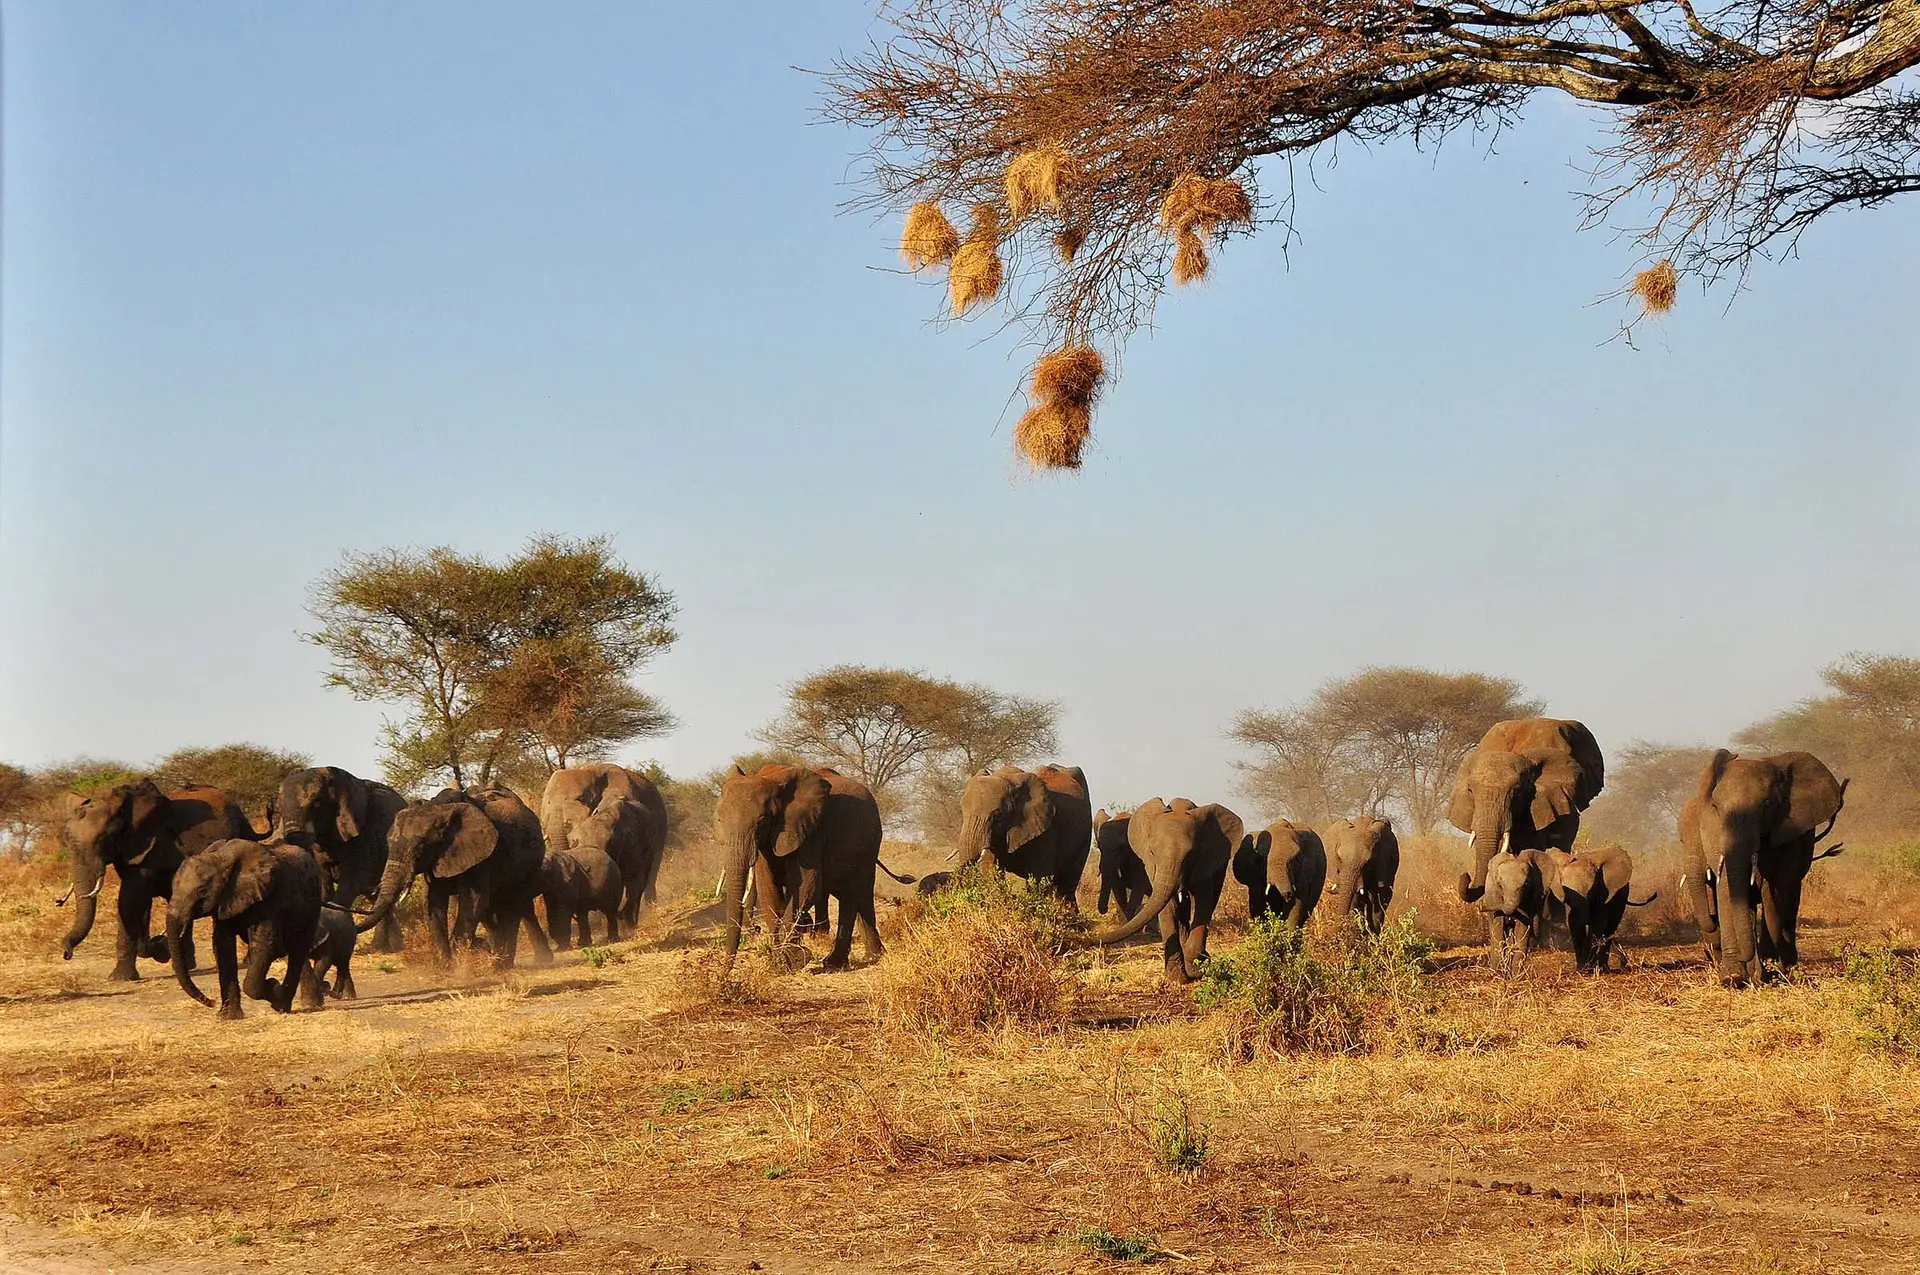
[828,0,1920,461]
[1232,667,1541,828]
[1580,740,1712,846]
[151,743,313,826]
[307,536,679,794]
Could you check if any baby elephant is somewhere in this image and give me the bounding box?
[1232,820,1327,927]
[1541,844,1656,972]
[165,839,322,1020]
[542,844,624,950]
[305,902,359,1001]
[1480,849,1547,970]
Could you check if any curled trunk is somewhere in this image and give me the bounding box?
[356,847,415,934]
[61,854,106,959]
[168,908,210,1006]
[1093,869,1180,944]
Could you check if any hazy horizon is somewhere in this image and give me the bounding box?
[4,2,1916,815]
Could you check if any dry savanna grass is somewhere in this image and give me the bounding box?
[2,850,1918,1275]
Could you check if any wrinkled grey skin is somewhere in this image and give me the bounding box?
[1680,749,1845,987]
[955,765,1093,906]
[275,767,409,954]
[562,796,656,942]
[1448,719,1604,903]
[1539,843,1656,971]
[1092,810,1149,920]
[1093,798,1244,984]
[1321,816,1400,934]
[61,781,255,979]
[717,765,905,977]
[540,765,669,925]
[542,839,624,949]
[1231,820,1326,928]
[166,839,322,1020]
[1480,848,1546,969]
[306,904,358,1000]
[357,789,552,971]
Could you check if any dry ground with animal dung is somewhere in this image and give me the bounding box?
[2,845,1919,1275]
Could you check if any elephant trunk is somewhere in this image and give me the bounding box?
[1460,809,1510,903]
[1709,822,1759,985]
[1093,869,1180,945]
[60,852,106,959]
[953,813,991,871]
[167,905,211,1007]
[718,830,756,980]
[356,844,416,934]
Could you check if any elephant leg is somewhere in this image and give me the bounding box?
[213,924,243,1020]
[857,897,884,961]
[1182,874,1224,975]
[524,905,553,966]
[452,886,485,951]
[298,953,329,1010]
[822,890,859,971]
[483,909,518,972]
[336,955,356,999]
[1760,873,1802,976]
[371,908,404,954]
[275,933,313,1013]
[111,883,150,981]
[425,882,455,965]
[242,920,281,1002]
[1163,893,1194,984]
[603,907,620,943]
[1485,914,1505,966]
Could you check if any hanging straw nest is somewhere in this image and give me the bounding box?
[901,202,960,271]
[1054,225,1087,263]
[1172,228,1209,285]
[968,202,1003,239]
[1159,173,1253,234]
[1005,145,1073,219]
[1014,401,1093,470]
[1016,345,1105,470]
[1631,259,1678,314]
[949,240,1004,315]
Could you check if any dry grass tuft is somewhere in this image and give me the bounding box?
[1631,259,1678,313]
[669,944,787,1007]
[1159,173,1253,234]
[877,869,1079,1035]
[1004,144,1072,218]
[1055,224,1087,262]
[1172,227,1210,285]
[900,201,960,270]
[1014,401,1093,470]
[948,239,1004,315]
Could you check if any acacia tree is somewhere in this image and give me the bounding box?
[308,536,678,793]
[151,744,313,827]
[1233,667,1541,829]
[1738,651,1920,837]
[1580,740,1712,846]
[828,0,1920,459]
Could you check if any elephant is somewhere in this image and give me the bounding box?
[1539,843,1656,971]
[716,763,912,975]
[1231,819,1326,928]
[356,788,552,970]
[1093,798,1243,984]
[954,765,1094,906]
[1679,749,1845,987]
[567,796,661,935]
[165,838,322,1019]
[1093,809,1149,919]
[274,767,410,953]
[1449,718,1605,903]
[306,903,359,1000]
[1479,848,1547,969]
[541,841,624,949]
[539,764,669,925]
[60,780,256,979]
[1322,815,1400,934]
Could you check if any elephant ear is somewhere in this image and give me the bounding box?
[1446,752,1476,833]
[1005,774,1053,856]
[334,770,366,842]
[1206,806,1246,856]
[1772,753,1845,846]
[1528,721,1603,831]
[1232,830,1270,885]
[434,805,499,878]
[215,845,278,920]
[773,771,830,858]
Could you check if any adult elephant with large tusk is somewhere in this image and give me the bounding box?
[60,780,257,980]
[1446,719,1605,904]
[1679,749,1845,987]
[1092,798,1243,984]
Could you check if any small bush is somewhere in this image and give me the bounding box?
[1147,1091,1211,1175]
[877,867,1080,1035]
[1560,1237,1650,1275]
[1195,913,1433,1060]
[670,944,784,1007]
[579,946,620,969]
[1074,1227,1156,1262]
[1841,943,1920,1054]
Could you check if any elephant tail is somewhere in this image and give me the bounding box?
[877,859,917,885]
[1626,891,1661,907]
[1092,872,1179,945]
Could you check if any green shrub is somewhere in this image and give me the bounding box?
[1073,1227,1156,1262]
[1842,944,1920,1054]
[1888,842,1920,879]
[1147,1090,1211,1174]
[1195,913,1433,1059]
[580,946,618,969]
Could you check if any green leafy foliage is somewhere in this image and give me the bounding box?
[1842,944,1920,1054]
[1147,1091,1212,1174]
[1073,1227,1156,1262]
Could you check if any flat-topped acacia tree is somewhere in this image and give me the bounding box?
[826,0,1920,467]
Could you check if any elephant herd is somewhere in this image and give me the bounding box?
[55,762,667,1019]
[47,719,1851,1015]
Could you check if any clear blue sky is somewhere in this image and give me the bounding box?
[3,1,1916,813]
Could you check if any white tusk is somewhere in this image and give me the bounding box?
[83,877,105,899]
[1499,831,1510,856]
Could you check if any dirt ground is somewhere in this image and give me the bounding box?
[2,866,1918,1275]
